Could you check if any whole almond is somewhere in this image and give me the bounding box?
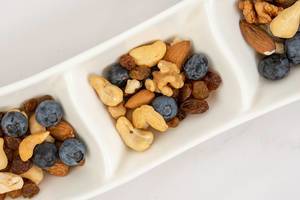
[164,41,191,69]
[239,20,276,55]
[125,90,155,109]
[48,121,75,141]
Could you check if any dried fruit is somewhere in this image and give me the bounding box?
[0,172,24,194]
[180,99,209,114]
[46,161,69,176]
[125,89,155,109]
[192,81,209,100]
[240,20,276,55]
[11,156,32,174]
[20,165,43,185]
[4,137,21,151]
[203,72,222,90]
[48,121,75,141]
[129,66,151,80]
[116,117,154,152]
[270,0,300,38]
[132,105,168,132]
[7,189,22,198]
[178,83,192,102]
[129,40,167,67]
[119,54,136,70]
[0,139,8,171]
[108,103,126,119]
[167,117,180,128]
[21,98,38,116]
[177,110,187,121]
[19,132,50,161]
[164,41,191,69]
[22,180,39,198]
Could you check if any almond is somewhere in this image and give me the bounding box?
[164,41,191,69]
[125,89,155,109]
[239,20,276,55]
[48,120,75,141]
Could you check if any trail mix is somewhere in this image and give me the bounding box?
[238,0,300,80]
[0,95,86,199]
[89,38,222,152]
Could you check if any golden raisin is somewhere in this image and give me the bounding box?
[180,99,209,114]
[178,83,192,102]
[167,117,180,128]
[203,72,222,90]
[46,161,69,176]
[192,81,209,100]
[119,54,136,70]
[0,193,6,200]
[7,189,22,198]
[22,180,40,198]
[129,66,151,80]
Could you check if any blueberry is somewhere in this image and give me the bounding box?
[1,111,28,137]
[258,54,290,80]
[59,138,86,166]
[152,96,178,121]
[108,64,129,87]
[35,100,63,127]
[184,53,209,80]
[285,32,300,65]
[32,142,57,168]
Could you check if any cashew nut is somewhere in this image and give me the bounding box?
[132,105,168,132]
[19,131,50,161]
[108,103,126,119]
[0,172,24,194]
[0,138,8,170]
[129,40,167,67]
[29,114,46,134]
[89,75,123,106]
[116,117,154,151]
[125,79,141,94]
[20,165,44,185]
[270,0,300,38]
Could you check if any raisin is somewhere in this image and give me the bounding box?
[0,193,6,200]
[4,137,21,150]
[129,66,151,80]
[22,180,40,198]
[177,109,187,121]
[21,98,38,116]
[178,83,192,102]
[192,81,209,100]
[172,89,179,100]
[180,99,209,114]
[119,54,136,70]
[11,156,32,174]
[203,71,222,91]
[7,189,22,198]
[167,117,180,128]
[0,112,5,137]
[46,161,69,176]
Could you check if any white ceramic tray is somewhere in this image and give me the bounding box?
[2,0,300,199]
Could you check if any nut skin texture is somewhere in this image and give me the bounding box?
[258,54,290,80]
[32,142,57,169]
[20,165,44,185]
[203,72,222,91]
[119,54,136,70]
[192,81,209,100]
[108,103,126,119]
[129,66,151,81]
[89,75,124,106]
[46,161,69,176]
[132,105,168,132]
[285,31,300,65]
[48,121,75,141]
[125,89,155,109]
[270,0,300,38]
[164,40,191,69]
[129,40,167,67]
[0,172,24,194]
[108,64,130,88]
[240,20,276,55]
[152,96,178,121]
[180,99,209,114]
[1,111,28,137]
[11,156,32,175]
[59,138,86,166]
[35,100,64,128]
[184,54,209,80]
[0,138,8,171]
[22,180,40,198]
[19,132,50,162]
[116,117,154,152]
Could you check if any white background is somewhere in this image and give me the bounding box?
[1,0,300,200]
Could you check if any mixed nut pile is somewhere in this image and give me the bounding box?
[89,38,222,152]
[0,95,86,199]
[239,0,300,80]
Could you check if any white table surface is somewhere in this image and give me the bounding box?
[1,1,300,200]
